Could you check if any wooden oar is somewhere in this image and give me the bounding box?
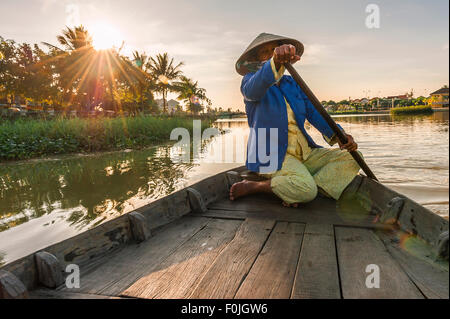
[284,62,378,181]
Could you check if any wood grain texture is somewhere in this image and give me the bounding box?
[45,214,131,269]
[34,251,64,288]
[1,255,36,291]
[0,270,29,299]
[335,227,424,299]
[398,200,449,247]
[59,216,210,296]
[197,209,388,231]
[378,232,449,299]
[291,224,341,299]
[121,218,242,299]
[189,218,276,299]
[234,222,304,299]
[135,189,191,231]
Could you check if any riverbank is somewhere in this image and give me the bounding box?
[0,115,216,161]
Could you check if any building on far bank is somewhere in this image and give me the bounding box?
[385,93,412,108]
[428,86,449,108]
[386,94,410,100]
[155,98,180,113]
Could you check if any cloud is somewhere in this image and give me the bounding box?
[301,43,330,65]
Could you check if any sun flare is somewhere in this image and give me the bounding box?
[89,23,123,50]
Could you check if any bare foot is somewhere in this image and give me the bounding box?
[229,180,271,201]
[282,202,299,208]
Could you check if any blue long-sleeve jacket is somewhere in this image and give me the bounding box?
[241,58,341,173]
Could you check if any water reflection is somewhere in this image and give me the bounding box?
[0,147,195,232]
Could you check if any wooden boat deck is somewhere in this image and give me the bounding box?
[30,192,448,299]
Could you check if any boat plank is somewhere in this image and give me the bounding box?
[197,209,388,230]
[189,218,276,299]
[209,196,336,214]
[121,218,242,299]
[335,227,424,299]
[378,233,449,299]
[60,216,211,296]
[234,222,305,299]
[291,224,341,299]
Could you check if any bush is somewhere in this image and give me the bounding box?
[390,105,433,115]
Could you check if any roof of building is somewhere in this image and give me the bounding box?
[386,94,409,99]
[155,99,180,108]
[430,87,449,95]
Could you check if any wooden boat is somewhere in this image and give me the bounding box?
[0,167,448,299]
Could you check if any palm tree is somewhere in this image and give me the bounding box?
[147,53,183,113]
[42,26,97,112]
[173,75,211,115]
[58,25,93,51]
[132,51,155,110]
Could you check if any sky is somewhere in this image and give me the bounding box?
[0,0,448,111]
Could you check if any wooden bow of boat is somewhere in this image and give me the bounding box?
[0,167,448,299]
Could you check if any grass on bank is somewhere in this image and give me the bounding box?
[0,115,216,161]
[390,105,433,115]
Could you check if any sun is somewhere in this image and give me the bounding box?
[89,23,123,50]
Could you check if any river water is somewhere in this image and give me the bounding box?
[0,111,448,265]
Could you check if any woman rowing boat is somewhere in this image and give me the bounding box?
[230,33,362,207]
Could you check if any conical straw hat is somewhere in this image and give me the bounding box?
[235,32,304,75]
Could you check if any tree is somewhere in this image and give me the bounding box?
[173,75,211,115]
[0,37,19,103]
[52,25,93,51]
[131,51,155,111]
[147,53,183,113]
[414,96,426,106]
[15,43,57,104]
[42,25,98,112]
[1,26,207,117]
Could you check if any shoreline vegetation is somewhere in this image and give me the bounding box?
[0,115,216,162]
[328,106,437,116]
[390,105,434,115]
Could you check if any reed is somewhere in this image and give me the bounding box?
[390,105,433,115]
[0,115,215,161]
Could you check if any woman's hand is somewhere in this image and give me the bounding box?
[273,44,301,70]
[338,134,358,152]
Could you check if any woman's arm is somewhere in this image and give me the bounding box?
[240,59,279,102]
[304,95,357,150]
